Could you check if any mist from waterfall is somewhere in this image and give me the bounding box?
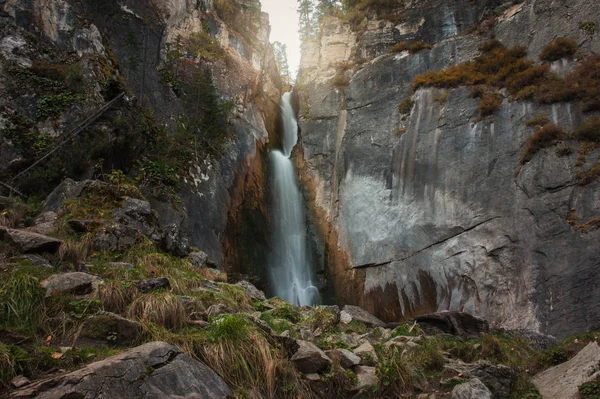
[268,92,320,306]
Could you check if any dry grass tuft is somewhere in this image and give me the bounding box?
[99,281,138,313]
[58,235,92,269]
[127,292,186,330]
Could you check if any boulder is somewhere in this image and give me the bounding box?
[236,280,267,301]
[14,254,52,268]
[452,378,492,399]
[353,342,379,366]
[30,211,58,235]
[353,365,378,391]
[443,361,515,398]
[533,341,600,399]
[135,278,170,293]
[68,219,101,233]
[340,305,386,328]
[42,178,87,212]
[10,341,233,398]
[0,227,62,254]
[189,251,210,268]
[162,223,190,257]
[92,223,139,252]
[290,340,332,374]
[413,312,489,338]
[79,311,141,346]
[41,272,103,296]
[326,348,361,368]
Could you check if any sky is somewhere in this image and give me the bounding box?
[260,0,301,77]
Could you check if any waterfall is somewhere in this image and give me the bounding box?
[269,92,321,306]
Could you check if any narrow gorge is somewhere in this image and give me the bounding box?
[0,0,599,398]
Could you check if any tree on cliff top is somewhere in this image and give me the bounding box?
[273,41,291,85]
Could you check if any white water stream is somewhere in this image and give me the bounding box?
[269,92,320,306]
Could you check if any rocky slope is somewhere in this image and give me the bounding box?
[296,0,600,338]
[2,186,600,399]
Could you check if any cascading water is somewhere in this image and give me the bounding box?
[269,92,321,306]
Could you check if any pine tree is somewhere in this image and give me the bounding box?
[273,41,291,84]
[297,0,314,42]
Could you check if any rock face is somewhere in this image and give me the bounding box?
[0,0,281,274]
[10,341,233,399]
[533,341,600,399]
[297,0,600,337]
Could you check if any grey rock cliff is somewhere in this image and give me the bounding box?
[297,0,600,337]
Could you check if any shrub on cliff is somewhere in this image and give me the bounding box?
[521,123,567,164]
[540,37,579,62]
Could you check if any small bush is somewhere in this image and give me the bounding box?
[477,91,503,118]
[540,38,579,62]
[521,124,567,164]
[576,159,600,185]
[389,41,432,54]
[555,146,573,157]
[573,117,600,142]
[398,98,415,114]
[525,115,550,127]
[331,72,350,88]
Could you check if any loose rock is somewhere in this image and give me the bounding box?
[340,305,386,328]
[291,340,332,374]
[79,311,141,346]
[353,342,379,366]
[353,365,378,391]
[41,272,103,296]
[452,378,492,399]
[236,280,266,301]
[135,277,170,293]
[413,312,489,338]
[10,341,233,398]
[10,376,30,388]
[0,227,62,254]
[326,348,361,369]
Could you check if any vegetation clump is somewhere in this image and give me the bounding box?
[389,40,433,54]
[521,123,567,164]
[539,37,579,62]
[398,97,415,114]
[573,116,600,142]
[411,39,600,116]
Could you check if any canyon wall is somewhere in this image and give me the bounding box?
[0,0,281,270]
[298,0,600,338]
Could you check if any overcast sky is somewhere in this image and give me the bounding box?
[261,0,301,77]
